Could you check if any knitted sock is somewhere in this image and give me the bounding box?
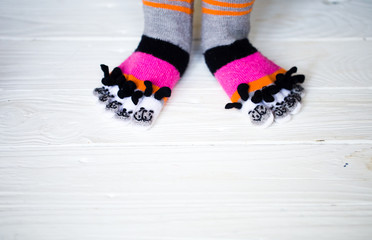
[201,0,305,128]
[94,0,193,129]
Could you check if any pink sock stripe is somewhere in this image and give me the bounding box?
[119,52,180,89]
[214,52,281,97]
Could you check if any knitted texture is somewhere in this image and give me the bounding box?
[143,0,194,52]
[93,0,193,129]
[201,0,253,51]
[202,0,305,128]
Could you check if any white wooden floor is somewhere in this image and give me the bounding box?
[1,0,372,239]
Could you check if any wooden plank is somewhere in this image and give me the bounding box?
[1,0,372,239]
[0,0,371,40]
[1,145,371,192]
[0,88,371,146]
[0,0,145,39]
[0,145,371,240]
[0,39,371,91]
[251,0,372,41]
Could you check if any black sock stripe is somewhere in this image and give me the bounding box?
[204,38,258,74]
[135,35,190,76]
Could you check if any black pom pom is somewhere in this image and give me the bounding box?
[275,74,292,90]
[154,87,171,100]
[274,66,305,91]
[110,67,122,79]
[276,73,285,81]
[261,86,276,103]
[263,93,275,103]
[116,74,127,87]
[117,90,125,99]
[126,81,137,92]
[117,81,137,99]
[131,91,144,105]
[100,64,109,78]
[102,77,117,86]
[266,85,280,95]
[292,75,305,84]
[101,64,112,86]
[286,66,297,76]
[144,81,153,97]
[237,83,249,101]
[100,65,123,87]
[251,90,263,104]
[225,102,242,110]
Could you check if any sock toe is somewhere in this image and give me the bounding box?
[131,95,164,129]
[278,88,303,115]
[94,86,115,103]
[289,101,302,115]
[115,97,140,122]
[292,84,306,98]
[241,100,274,128]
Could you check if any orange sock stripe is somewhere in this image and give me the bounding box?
[203,0,254,9]
[168,0,194,4]
[143,0,193,15]
[124,74,169,103]
[202,6,252,16]
[230,68,286,103]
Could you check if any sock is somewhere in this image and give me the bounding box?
[94,0,193,129]
[201,0,305,128]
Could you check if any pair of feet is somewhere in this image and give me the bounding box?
[93,36,305,129]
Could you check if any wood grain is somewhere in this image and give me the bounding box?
[0,145,371,239]
[0,40,371,90]
[0,88,372,146]
[0,0,371,40]
[1,0,372,239]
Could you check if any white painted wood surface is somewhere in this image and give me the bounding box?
[1,0,372,239]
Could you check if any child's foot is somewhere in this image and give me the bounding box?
[93,0,193,129]
[201,0,305,128]
[93,35,190,129]
[205,39,305,128]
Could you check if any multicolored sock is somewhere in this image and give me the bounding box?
[94,0,193,129]
[201,0,305,128]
